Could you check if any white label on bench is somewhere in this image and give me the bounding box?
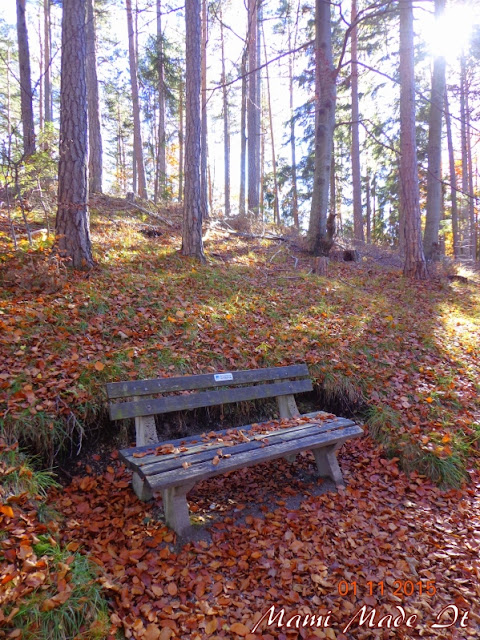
[214,373,233,382]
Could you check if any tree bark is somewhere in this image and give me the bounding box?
[182,0,206,261]
[465,80,476,259]
[307,0,336,255]
[445,88,459,257]
[459,53,469,257]
[351,0,364,242]
[16,0,36,158]
[239,46,247,216]
[288,25,299,229]
[423,0,446,260]
[262,24,279,225]
[126,0,147,199]
[178,79,184,202]
[56,0,93,269]
[86,0,103,194]
[366,171,372,243]
[220,11,230,217]
[399,0,427,278]
[155,0,166,202]
[247,0,260,215]
[200,0,209,220]
[44,0,52,124]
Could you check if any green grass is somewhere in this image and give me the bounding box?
[0,445,59,498]
[11,548,110,640]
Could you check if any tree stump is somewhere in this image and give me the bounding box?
[314,256,329,276]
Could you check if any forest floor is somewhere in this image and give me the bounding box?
[1,200,480,639]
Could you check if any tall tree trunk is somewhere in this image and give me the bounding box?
[56,0,93,269]
[351,0,364,242]
[444,90,460,258]
[86,0,103,194]
[288,25,299,229]
[466,84,476,259]
[16,0,36,157]
[307,0,336,255]
[220,12,230,217]
[262,24,279,225]
[423,0,446,260]
[39,10,44,131]
[366,171,372,243]
[399,0,427,278]
[44,0,52,124]
[247,0,260,215]
[200,0,209,220]
[178,79,184,201]
[459,53,469,257]
[182,0,206,261]
[155,0,166,202]
[126,0,147,199]
[239,46,247,216]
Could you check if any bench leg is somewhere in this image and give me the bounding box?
[132,472,153,502]
[162,484,194,536]
[285,454,297,463]
[312,445,345,487]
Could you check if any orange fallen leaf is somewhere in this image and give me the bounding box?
[94,361,105,371]
[212,456,220,466]
[144,624,161,640]
[167,582,178,596]
[230,622,250,637]
[0,505,14,518]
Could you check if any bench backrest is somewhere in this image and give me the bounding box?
[106,364,312,421]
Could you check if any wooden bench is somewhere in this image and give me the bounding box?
[106,364,363,536]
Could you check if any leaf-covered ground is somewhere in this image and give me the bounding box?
[1,203,480,638]
[49,438,480,639]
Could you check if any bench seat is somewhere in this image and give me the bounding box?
[107,365,363,537]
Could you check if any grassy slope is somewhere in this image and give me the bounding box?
[1,205,480,484]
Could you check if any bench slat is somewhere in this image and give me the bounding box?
[106,364,309,400]
[120,418,355,473]
[118,411,336,460]
[124,419,357,477]
[110,378,313,421]
[146,425,363,491]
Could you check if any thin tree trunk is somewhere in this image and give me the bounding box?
[86,0,103,194]
[39,10,44,131]
[182,0,205,261]
[307,0,336,255]
[288,25,299,229]
[351,0,364,242]
[16,0,36,157]
[200,0,209,220]
[423,0,446,259]
[44,0,52,124]
[247,0,260,215]
[220,12,230,216]
[444,91,458,257]
[155,0,166,202]
[56,0,93,269]
[239,46,247,216]
[260,107,265,222]
[399,0,427,278]
[208,162,213,213]
[126,0,147,199]
[178,79,184,202]
[262,24,279,225]
[366,172,372,243]
[460,52,469,256]
[466,85,476,260]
